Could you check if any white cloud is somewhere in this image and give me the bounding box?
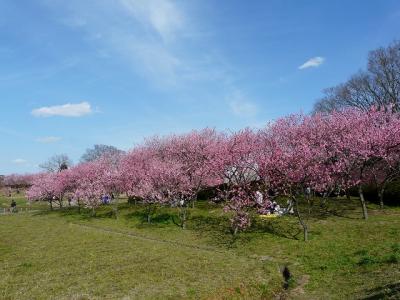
[35,136,62,143]
[13,159,27,164]
[228,91,258,117]
[298,56,325,69]
[31,102,92,117]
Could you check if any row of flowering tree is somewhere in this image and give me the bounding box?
[2,173,34,192]
[23,107,400,240]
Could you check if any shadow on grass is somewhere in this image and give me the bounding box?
[188,214,239,248]
[297,197,363,220]
[31,205,303,243]
[124,209,173,228]
[32,206,117,221]
[188,213,306,249]
[323,201,363,220]
[30,197,380,248]
[360,282,400,299]
[249,217,302,241]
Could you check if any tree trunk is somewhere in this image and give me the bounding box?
[233,226,238,236]
[113,204,119,219]
[180,206,187,229]
[147,213,151,223]
[358,185,368,220]
[305,193,312,216]
[146,204,152,223]
[49,200,53,211]
[378,187,385,209]
[293,197,308,241]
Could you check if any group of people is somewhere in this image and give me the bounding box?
[268,200,283,215]
[265,200,295,216]
[255,191,295,216]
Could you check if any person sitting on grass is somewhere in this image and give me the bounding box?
[10,199,17,213]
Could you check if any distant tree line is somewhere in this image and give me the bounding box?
[38,145,125,173]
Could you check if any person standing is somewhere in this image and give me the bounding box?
[10,199,17,213]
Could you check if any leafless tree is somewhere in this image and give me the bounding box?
[313,40,400,113]
[39,154,72,173]
[80,144,125,164]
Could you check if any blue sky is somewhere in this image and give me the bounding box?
[1,0,400,174]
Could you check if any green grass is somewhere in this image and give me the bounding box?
[0,191,47,211]
[1,194,400,299]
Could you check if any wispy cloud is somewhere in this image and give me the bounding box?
[35,136,62,143]
[42,0,250,117]
[48,1,229,88]
[120,0,184,42]
[31,102,92,117]
[298,56,325,69]
[12,158,28,165]
[228,91,258,117]
[126,41,182,85]
[114,0,193,86]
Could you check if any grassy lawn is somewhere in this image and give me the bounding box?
[1,194,399,299]
[0,192,47,211]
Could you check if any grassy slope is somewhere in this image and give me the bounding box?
[0,198,280,299]
[1,194,399,299]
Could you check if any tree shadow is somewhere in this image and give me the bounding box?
[124,210,173,228]
[360,282,400,299]
[298,197,362,220]
[32,207,80,217]
[32,206,114,221]
[249,217,302,240]
[188,214,239,248]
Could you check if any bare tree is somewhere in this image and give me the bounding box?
[39,154,72,173]
[313,40,400,113]
[80,144,125,163]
